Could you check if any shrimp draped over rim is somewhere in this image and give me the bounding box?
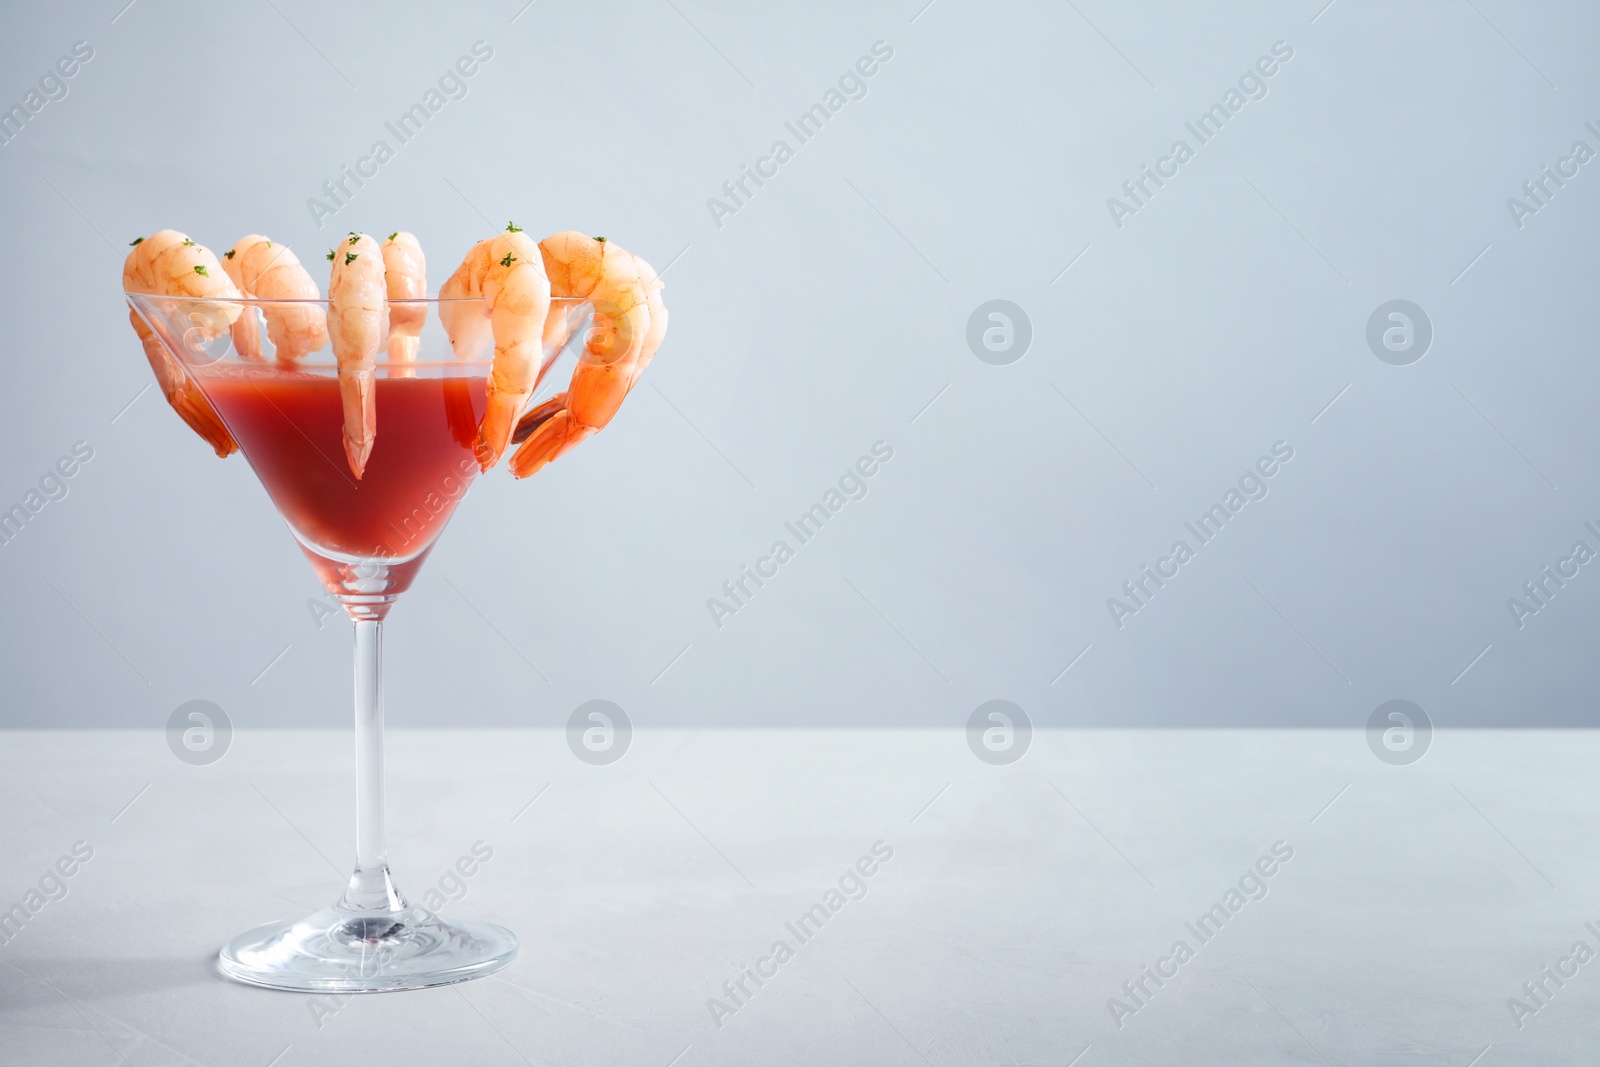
[328,232,386,478]
[507,233,664,479]
[121,230,243,456]
[221,235,327,362]
[438,229,551,470]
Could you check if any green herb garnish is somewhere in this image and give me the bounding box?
[326,250,335,261]
[348,235,360,245]
[345,252,358,264]
[506,221,522,232]
[129,236,143,246]
[388,231,398,242]
[500,253,516,267]
[224,249,236,259]
[193,265,208,276]
[182,238,195,246]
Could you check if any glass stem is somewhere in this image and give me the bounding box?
[343,617,404,913]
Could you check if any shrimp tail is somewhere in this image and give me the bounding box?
[475,388,520,469]
[441,230,549,471]
[475,336,544,469]
[388,334,420,365]
[122,231,242,456]
[131,315,236,456]
[383,232,427,376]
[340,358,376,478]
[230,307,263,361]
[507,232,663,479]
[328,232,387,478]
[509,409,591,480]
[511,392,566,445]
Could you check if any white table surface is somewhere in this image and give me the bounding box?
[0,728,1595,1066]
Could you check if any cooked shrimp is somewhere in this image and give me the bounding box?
[328,232,386,478]
[437,257,491,363]
[222,235,327,362]
[539,231,650,367]
[438,225,550,470]
[507,234,661,479]
[629,250,668,385]
[382,231,426,374]
[533,250,657,362]
[122,230,243,457]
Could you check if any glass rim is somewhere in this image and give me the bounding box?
[187,358,498,371]
[125,293,590,306]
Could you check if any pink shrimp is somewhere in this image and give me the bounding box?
[327,232,387,478]
[122,230,243,457]
[628,250,668,386]
[507,233,662,479]
[382,231,426,374]
[221,235,327,363]
[438,225,551,470]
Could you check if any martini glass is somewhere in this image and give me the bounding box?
[127,291,590,992]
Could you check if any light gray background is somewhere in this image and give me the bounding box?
[1,0,1597,729]
[4,5,1600,1065]
[9,728,1600,1066]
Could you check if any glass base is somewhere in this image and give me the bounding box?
[218,896,517,993]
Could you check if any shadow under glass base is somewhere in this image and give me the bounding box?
[217,875,516,993]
